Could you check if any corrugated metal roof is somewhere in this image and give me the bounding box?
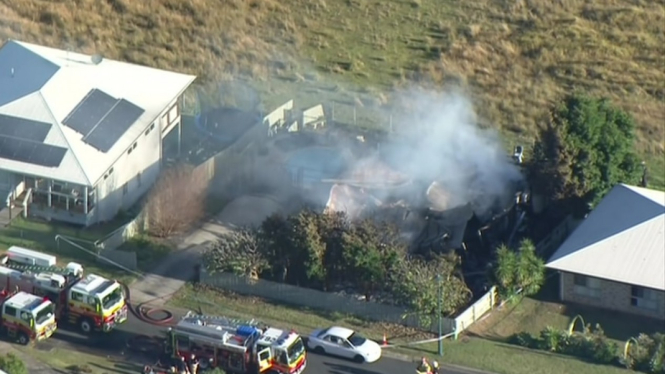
[546,184,665,290]
[0,40,196,185]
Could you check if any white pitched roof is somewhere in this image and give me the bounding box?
[546,184,665,291]
[0,40,196,185]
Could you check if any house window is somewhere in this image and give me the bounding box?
[168,104,179,123]
[122,183,128,195]
[52,182,63,192]
[572,274,601,298]
[137,172,142,187]
[631,286,658,311]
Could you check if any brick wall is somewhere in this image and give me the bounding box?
[561,271,665,320]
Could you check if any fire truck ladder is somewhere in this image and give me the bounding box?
[1,263,78,276]
[182,311,263,329]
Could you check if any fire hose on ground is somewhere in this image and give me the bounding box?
[121,282,176,358]
[121,282,175,326]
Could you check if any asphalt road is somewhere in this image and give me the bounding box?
[37,311,479,374]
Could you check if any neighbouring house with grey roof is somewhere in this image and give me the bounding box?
[546,184,665,320]
[0,40,196,226]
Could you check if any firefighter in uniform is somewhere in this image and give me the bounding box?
[417,356,432,373]
[188,353,199,374]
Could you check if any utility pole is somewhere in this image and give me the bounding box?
[437,274,444,356]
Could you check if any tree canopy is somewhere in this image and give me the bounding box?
[203,228,268,280]
[204,210,472,316]
[528,93,642,214]
[390,252,471,317]
[492,239,546,300]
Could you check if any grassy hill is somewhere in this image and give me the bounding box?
[1,0,663,186]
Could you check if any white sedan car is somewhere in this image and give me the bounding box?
[307,326,382,363]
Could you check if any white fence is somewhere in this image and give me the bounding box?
[453,286,497,338]
[200,269,457,335]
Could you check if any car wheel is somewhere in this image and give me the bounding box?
[17,333,29,346]
[313,346,325,354]
[353,354,365,363]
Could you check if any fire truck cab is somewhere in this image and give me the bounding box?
[166,312,307,374]
[0,290,57,345]
[255,327,307,374]
[0,246,127,334]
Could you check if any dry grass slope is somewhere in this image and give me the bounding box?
[1,0,663,183]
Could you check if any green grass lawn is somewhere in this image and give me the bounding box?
[472,297,664,346]
[0,217,138,283]
[17,345,142,374]
[168,283,637,374]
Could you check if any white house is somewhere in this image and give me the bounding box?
[0,40,196,226]
[546,184,665,320]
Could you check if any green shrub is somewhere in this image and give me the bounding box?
[509,331,536,348]
[510,322,664,372]
[590,336,618,364]
[0,353,28,374]
[623,333,665,374]
[538,326,567,352]
[649,337,665,374]
[560,333,591,358]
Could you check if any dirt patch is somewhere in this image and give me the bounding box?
[217,195,283,228]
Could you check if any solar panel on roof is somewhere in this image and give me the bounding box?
[83,99,144,153]
[62,89,117,135]
[0,114,51,142]
[0,135,67,168]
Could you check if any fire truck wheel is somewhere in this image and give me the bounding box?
[79,318,93,334]
[198,359,210,370]
[17,333,29,346]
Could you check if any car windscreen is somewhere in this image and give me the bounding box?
[102,285,123,310]
[348,333,366,347]
[287,337,306,364]
[316,328,329,337]
[35,303,55,325]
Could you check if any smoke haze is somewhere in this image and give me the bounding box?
[380,88,523,219]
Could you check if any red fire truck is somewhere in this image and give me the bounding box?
[165,312,307,374]
[0,290,57,345]
[0,246,127,334]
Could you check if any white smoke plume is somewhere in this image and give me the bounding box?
[380,88,523,219]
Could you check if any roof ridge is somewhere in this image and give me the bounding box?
[36,91,91,185]
[558,213,665,261]
[620,184,665,207]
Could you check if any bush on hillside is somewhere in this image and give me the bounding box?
[0,353,27,374]
[622,333,665,374]
[509,322,620,368]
